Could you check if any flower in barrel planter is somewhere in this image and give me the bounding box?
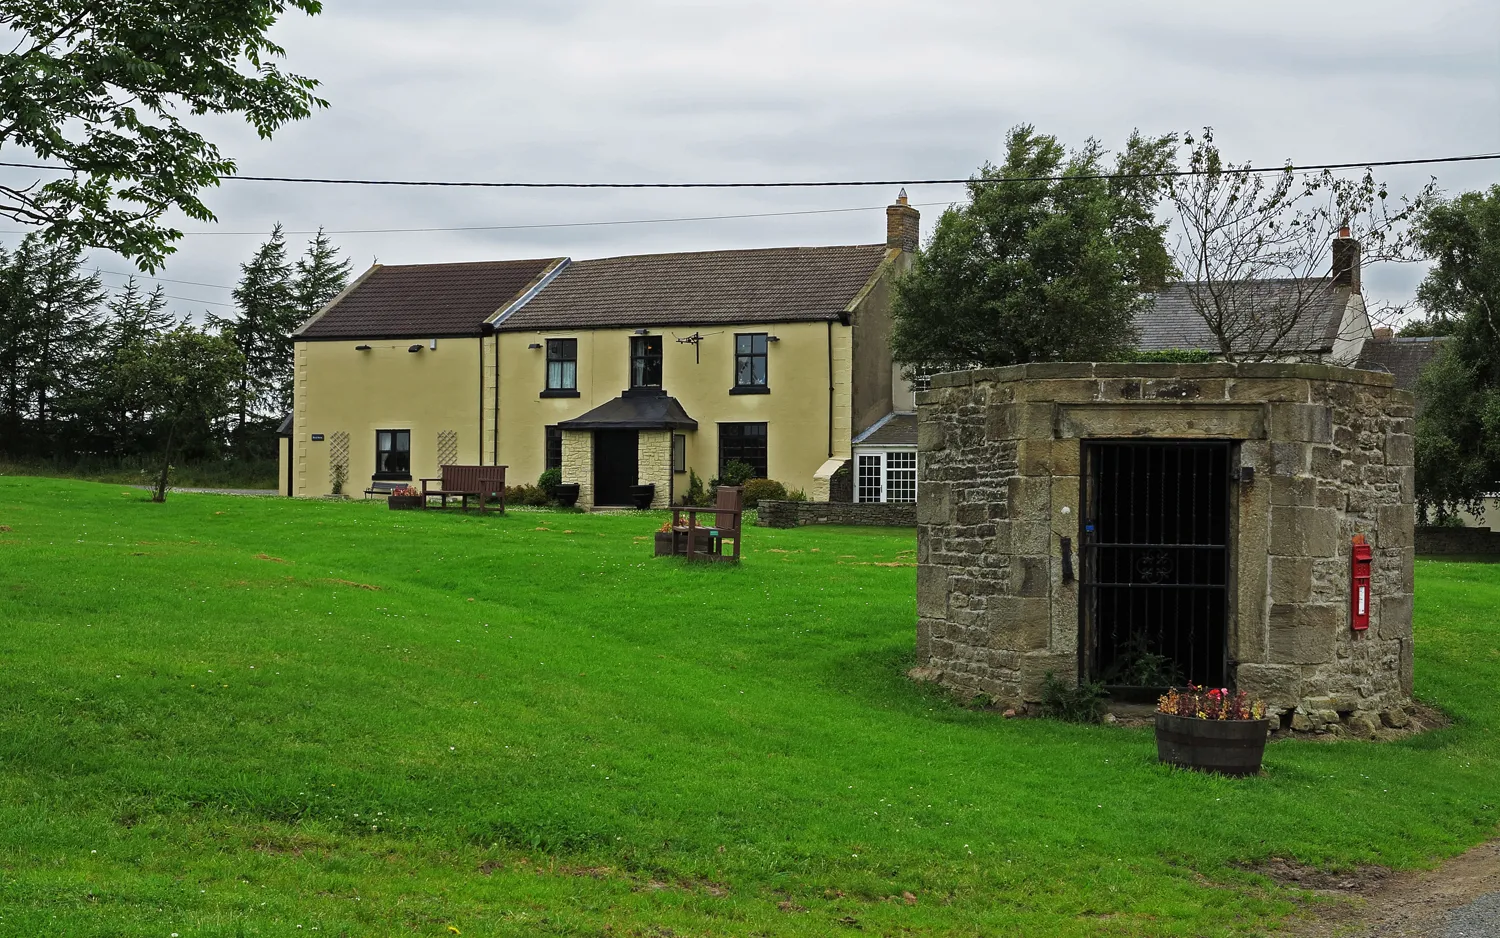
[1155,685,1269,776]
[388,485,424,510]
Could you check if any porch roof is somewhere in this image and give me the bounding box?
[557,392,699,431]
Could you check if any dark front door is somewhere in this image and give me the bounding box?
[593,430,639,507]
[1080,440,1232,693]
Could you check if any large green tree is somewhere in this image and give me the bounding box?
[0,0,326,270]
[216,224,294,441]
[890,125,1176,370]
[93,278,174,457]
[1413,185,1500,520]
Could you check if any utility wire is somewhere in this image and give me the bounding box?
[0,151,1497,189]
[94,267,234,290]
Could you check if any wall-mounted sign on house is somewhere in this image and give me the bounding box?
[280,195,924,506]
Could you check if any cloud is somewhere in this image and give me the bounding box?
[1,0,1494,318]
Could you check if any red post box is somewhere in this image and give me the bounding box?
[1351,534,1373,632]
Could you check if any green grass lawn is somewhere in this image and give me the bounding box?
[0,477,1496,937]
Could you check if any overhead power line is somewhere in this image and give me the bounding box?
[0,151,1497,189]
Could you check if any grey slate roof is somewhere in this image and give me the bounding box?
[853,412,917,447]
[497,244,889,332]
[1359,336,1445,391]
[296,258,562,340]
[1136,280,1353,354]
[557,392,699,431]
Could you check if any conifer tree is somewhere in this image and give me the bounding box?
[219,224,294,444]
[95,279,175,456]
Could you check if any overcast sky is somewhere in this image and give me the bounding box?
[5,0,1499,321]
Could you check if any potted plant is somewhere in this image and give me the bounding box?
[1155,686,1269,776]
[554,483,581,508]
[629,483,656,510]
[653,518,676,557]
[387,484,424,510]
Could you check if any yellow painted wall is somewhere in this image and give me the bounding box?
[495,320,849,495]
[288,338,486,497]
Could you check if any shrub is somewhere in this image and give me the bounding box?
[1039,671,1108,723]
[538,467,562,500]
[504,484,551,507]
[680,470,710,507]
[741,478,787,508]
[1121,348,1215,363]
[713,460,757,489]
[785,488,808,502]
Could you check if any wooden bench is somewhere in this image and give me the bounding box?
[363,479,406,500]
[420,465,508,513]
[671,485,743,562]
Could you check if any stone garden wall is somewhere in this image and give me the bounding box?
[914,362,1415,733]
[756,500,916,528]
[1415,526,1500,556]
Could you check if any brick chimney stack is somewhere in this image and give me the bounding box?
[1332,224,1361,294]
[887,189,921,254]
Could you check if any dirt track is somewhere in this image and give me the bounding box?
[1279,839,1500,937]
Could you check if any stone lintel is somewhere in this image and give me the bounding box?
[1056,403,1266,440]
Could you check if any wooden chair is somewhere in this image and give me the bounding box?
[420,465,508,513]
[671,485,743,562]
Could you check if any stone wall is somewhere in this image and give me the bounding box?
[1416,526,1500,556]
[915,362,1415,732]
[756,500,916,528]
[638,430,673,509]
[561,430,593,509]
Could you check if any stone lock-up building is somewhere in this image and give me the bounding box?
[913,362,1416,733]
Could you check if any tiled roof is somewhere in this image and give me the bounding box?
[1360,336,1445,391]
[295,258,562,339]
[1136,280,1353,354]
[497,244,889,332]
[853,412,917,447]
[556,392,699,431]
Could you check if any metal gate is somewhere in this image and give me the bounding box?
[1079,440,1231,691]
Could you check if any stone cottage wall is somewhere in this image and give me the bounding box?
[914,362,1415,731]
[561,430,593,510]
[756,500,917,528]
[638,430,673,510]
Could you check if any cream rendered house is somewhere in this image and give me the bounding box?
[281,196,922,505]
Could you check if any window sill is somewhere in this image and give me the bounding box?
[540,388,580,398]
[372,472,412,482]
[729,385,770,395]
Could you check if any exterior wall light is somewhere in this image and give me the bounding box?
[767,335,781,342]
[528,342,543,350]
[408,344,422,353]
[355,344,372,351]
[633,328,649,335]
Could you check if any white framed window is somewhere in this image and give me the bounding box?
[884,450,917,503]
[857,454,883,503]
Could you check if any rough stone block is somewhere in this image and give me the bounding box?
[1015,379,1099,403]
[1017,557,1050,597]
[985,597,1051,650]
[1377,595,1412,641]
[1270,442,1309,477]
[1100,379,1142,400]
[917,564,951,618]
[917,419,945,452]
[1018,439,1051,476]
[1018,653,1079,702]
[1268,603,1338,664]
[1235,664,1303,709]
[1145,378,1221,400]
[1229,378,1309,402]
[1270,506,1338,557]
[1057,403,1266,440]
[1268,403,1334,443]
[917,482,953,525]
[986,403,1018,441]
[1008,476,1052,520]
[1270,556,1314,603]
[1012,522,1051,555]
[1052,440,1081,477]
[1377,504,1414,548]
[1270,475,1316,507]
[1385,432,1414,468]
[1025,363,1096,379]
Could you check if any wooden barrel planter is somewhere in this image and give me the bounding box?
[1154,713,1269,776]
[387,494,424,510]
